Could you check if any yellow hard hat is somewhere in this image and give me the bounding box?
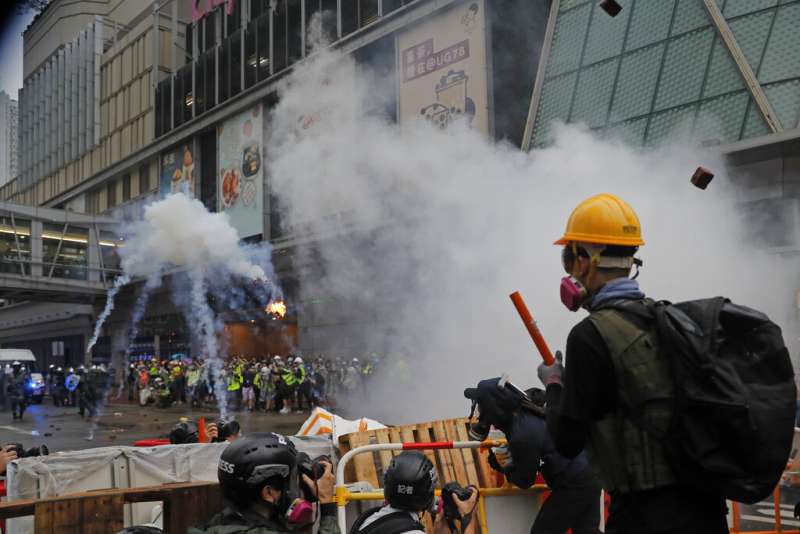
[555,193,645,247]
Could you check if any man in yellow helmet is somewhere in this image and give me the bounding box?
[537,194,728,534]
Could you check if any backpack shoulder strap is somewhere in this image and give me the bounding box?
[351,507,424,534]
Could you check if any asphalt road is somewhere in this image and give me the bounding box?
[0,397,309,453]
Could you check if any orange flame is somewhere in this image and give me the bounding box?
[266,300,287,319]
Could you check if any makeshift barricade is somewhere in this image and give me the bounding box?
[335,438,545,533]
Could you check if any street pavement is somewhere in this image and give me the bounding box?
[0,398,308,453]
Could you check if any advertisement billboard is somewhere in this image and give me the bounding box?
[218,104,264,239]
[397,0,491,135]
[160,143,198,198]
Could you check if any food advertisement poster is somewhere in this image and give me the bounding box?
[397,0,490,135]
[160,143,197,198]
[218,104,264,239]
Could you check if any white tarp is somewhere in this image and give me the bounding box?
[297,407,387,441]
[5,437,335,534]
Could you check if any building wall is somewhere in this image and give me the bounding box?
[2,0,177,209]
[529,0,800,149]
[0,91,18,186]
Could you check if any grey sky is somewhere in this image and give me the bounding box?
[0,10,36,99]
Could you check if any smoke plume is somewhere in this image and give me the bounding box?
[266,49,798,424]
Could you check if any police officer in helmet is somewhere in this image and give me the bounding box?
[351,451,478,534]
[189,432,339,533]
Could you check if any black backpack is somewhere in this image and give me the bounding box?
[349,506,425,534]
[609,297,796,504]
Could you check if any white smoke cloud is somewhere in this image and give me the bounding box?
[266,49,799,424]
[119,193,266,281]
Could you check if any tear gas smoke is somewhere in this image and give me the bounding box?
[88,193,276,418]
[266,50,798,424]
[121,193,267,281]
[86,274,131,353]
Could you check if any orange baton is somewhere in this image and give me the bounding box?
[509,291,555,366]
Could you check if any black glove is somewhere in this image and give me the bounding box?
[488,450,507,474]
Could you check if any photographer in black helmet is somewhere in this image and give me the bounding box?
[464,376,601,534]
[189,432,339,534]
[350,451,479,534]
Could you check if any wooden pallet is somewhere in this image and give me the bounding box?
[338,417,501,491]
[0,481,222,534]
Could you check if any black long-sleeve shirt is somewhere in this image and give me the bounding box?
[544,315,621,458]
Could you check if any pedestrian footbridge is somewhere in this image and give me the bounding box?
[0,201,121,304]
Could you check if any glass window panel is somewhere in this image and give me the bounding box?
[230,30,242,97]
[204,15,216,51]
[545,3,592,77]
[227,0,242,33]
[305,0,321,54]
[219,39,230,102]
[321,0,337,43]
[204,49,216,110]
[625,0,675,51]
[257,15,270,80]
[360,0,380,27]
[582,1,631,66]
[604,117,648,147]
[195,57,205,114]
[741,101,771,138]
[0,217,31,275]
[645,103,697,146]
[671,0,710,35]
[274,1,288,72]
[724,0,778,18]
[610,44,665,122]
[288,0,302,64]
[383,0,402,14]
[763,79,800,129]
[695,90,749,143]
[139,164,150,195]
[570,59,617,127]
[728,9,774,75]
[100,231,121,274]
[560,0,590,11]
[758,4,800,84]
[246,21,258,88]
[654,28,714,111]
[341,0,357,36]
[703,37,745,98]
[532,73,577,147]
[43,224,88,280]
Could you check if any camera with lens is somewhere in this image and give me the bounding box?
[212,420,241,442]
[297,453,331,502]
[8,443,49,458]
[441,482,474,522]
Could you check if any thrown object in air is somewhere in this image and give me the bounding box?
[691,167,714,190]
[600,0,623,17]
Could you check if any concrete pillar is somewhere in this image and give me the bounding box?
[87,225,101,282]
[30,220,43,277]
[154,334,161,360]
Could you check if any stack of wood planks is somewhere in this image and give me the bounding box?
[337,417,504,490]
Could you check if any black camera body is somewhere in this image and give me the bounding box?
[441,482,473,521]
[212,420,241,442]
[297,453,331,502]
[8,443,49,458]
